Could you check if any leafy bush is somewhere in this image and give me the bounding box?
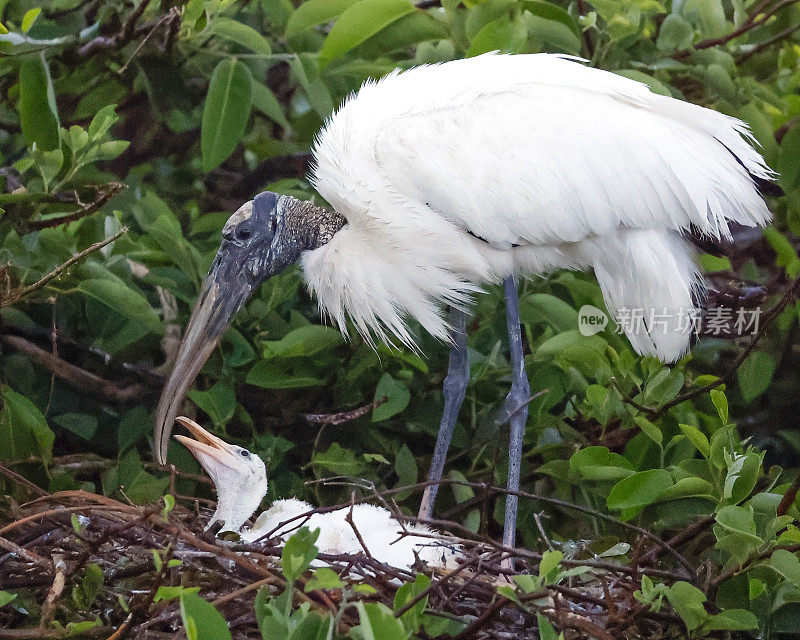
[1,0,800,637]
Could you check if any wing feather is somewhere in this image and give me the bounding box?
[312,54,772,247]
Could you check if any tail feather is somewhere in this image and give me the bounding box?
[579,229,700,363]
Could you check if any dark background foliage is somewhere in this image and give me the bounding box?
[1,0,800,637]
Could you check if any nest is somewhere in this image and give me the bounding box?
[0,484,690,639]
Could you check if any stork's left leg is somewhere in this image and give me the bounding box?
[502,275,530,558]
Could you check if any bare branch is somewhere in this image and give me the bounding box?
[2,227,127,307]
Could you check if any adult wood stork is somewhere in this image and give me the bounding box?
[175,416,461,570]
[155,53,776,557]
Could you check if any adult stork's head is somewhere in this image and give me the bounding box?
[174,416,268,533]
[154,192,345,463]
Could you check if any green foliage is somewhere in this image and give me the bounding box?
[282,526,321,583]
[180,592,233,640]
[0,0,799,637]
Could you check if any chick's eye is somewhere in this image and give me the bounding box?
[240,449,251,458]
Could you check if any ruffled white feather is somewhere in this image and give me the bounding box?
[308,53,774,361]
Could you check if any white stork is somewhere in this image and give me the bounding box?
[155,53,776,558]
[175,416,461,570]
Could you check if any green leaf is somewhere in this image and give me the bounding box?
[313,442,366,476]
[251,81,290,128]
[536,614,561,640]
[68,125,89,152]
[305,567,344,592]
[519,293,578,332]
[657,476,715,501]
[358,11,447,57]
[569,446,634,481]
[679,424,710,458]
[643,368,683,405]
[0,591,17,608]
[634,416,662,446]
[261,325,343,359]
[18,52,60,151]
[201,58,253,172]
[656,14,694,51]
[53,413,98,441]
[527,16,581,53]
[32,146,63,188]
[96,140,130,161]
[319,0,415,65]
[188,381,236,428]
[395,444,417,489]
[710,389,728,424]
[607,469,673,510]
[246,361,326,389]
[703,609,758,632]
[288,55,333,119]
[665,581,708,632]
[372,373,410,421]
[737,351,776,403]
[467,17,527,57]
[282,527,320,582]
[21,8,41,33]
[682,0,726,39]
[355,601,411,640]
[0,386,55,464]
[763,227,800,278]
[523,1,580,36]
[118,406,152,453]
[72,564,103,609]
[180,592,233,640]
[394,574,430,634]
[769,549,800,583]
[88,104,120,139]
[715,505,760,542]
[285,0,359,41]
[209,18,271,54]
[777,126,800,191]
[465,0,515,39]
[155,585,199,603]
[77,279,162,332]
[538,549,563,583]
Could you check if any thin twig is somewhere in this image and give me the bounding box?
[672,0,797,59]
[2,227,127,306]
[24,182,125,231]
[304,396,387,425]
[647,274,800,419]
[1,334,149,404]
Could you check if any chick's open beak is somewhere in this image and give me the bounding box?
[173,416,240,475]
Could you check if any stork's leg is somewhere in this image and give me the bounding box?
[502,275,530,562]
[418,307,469,520]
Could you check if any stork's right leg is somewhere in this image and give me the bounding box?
[418,307,469,520]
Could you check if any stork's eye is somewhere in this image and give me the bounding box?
[240,448,251,458]
[236,227,252,240]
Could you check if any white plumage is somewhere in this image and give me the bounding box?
[248,499,461,571]
[174,417,461,571]
[306,52,773,360]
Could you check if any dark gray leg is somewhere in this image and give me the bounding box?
[418,307,469,520]
[502,275,530,558]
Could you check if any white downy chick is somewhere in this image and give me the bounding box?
[173,416,267,534]
[175,417,460,570]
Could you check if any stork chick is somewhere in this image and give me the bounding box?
[176,417,460,570]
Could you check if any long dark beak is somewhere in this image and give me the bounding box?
[153,257,254,464]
